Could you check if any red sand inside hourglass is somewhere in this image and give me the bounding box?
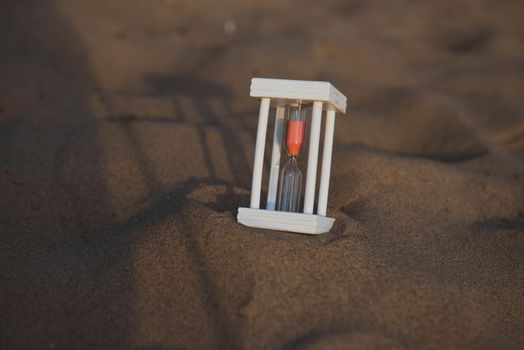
[285,120,306,156]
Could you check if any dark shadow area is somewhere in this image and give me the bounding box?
[473,216,524,231]
[280,319,415,350]
[396,149,489,163]
[0,0,135,347]
[203,191,251,214]
[96,70,271,348]
[0,1,251,344]
[143,73,253,187]
[341,199,372,224]
[336,142,489,164]
[441,25,494,55]
[77,177,243,349]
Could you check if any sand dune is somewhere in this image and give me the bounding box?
[1,0,523,348]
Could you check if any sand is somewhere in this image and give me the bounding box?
[1,0,523,348]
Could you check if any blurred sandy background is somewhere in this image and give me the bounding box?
[1,0,523,348]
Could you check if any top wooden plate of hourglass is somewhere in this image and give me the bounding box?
[250,78,347,113]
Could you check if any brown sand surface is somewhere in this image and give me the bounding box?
[1,0,524,348]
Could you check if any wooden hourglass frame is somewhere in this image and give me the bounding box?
[237,78,347,234]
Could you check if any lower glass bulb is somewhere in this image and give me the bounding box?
[277,156,303,212]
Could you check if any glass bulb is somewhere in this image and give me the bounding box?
[277,156,303,212]
[285,103,306,157]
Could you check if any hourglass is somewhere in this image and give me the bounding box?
[277,102,306,213]
[237,78,347,234]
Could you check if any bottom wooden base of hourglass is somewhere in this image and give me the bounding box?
[237,207,335,235]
